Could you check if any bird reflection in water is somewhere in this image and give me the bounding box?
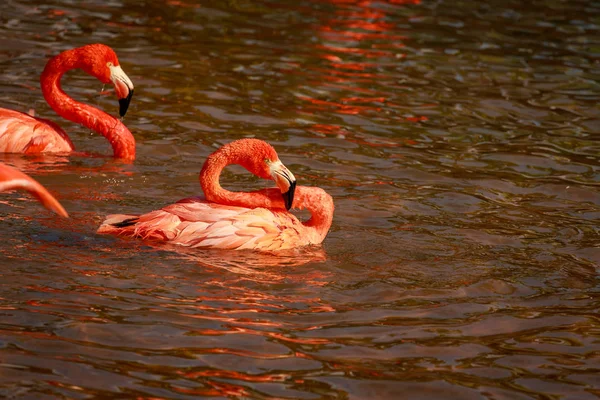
[157,243,330,285]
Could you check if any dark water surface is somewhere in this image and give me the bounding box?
[1,0,599,398]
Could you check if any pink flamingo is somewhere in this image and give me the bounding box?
[98,139,334,251]
[0,44,136,160]
[0,163,68,217]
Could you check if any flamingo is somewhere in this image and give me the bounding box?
[0,163,68,217]
[98,139,334,251]
[0,44,136,160]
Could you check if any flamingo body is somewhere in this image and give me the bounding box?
[99,188,330,251]
[0,44,135,159]
[98,139,334,252]
[0,109,73,154]
[0,163,68,217]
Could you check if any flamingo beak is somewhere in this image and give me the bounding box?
[109,64,134,117]
[270,160,296,210]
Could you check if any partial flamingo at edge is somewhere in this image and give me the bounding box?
[0,163,68,218]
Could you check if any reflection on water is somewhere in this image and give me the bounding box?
[1,0,599,399]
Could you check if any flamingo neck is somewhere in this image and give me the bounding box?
[40,49,135,160]
[294,186,334,243]
[199,144,334,243]
[200,147,281,209]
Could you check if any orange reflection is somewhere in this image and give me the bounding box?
[173,382,248,397]
[165,0,201,7]
[0,153,134,176]
[300,95,381,115]
[151,243,330,278]
[180,369,288,383]
[0,154,135,220]
[47,9,68,17]
[294,0,429,143]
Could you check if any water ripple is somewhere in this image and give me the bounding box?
[0,0,599,398]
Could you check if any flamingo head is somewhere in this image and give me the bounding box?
[268,159,297,210]
[79,44,135,117]
[109,62,135,117]
[236,139,297,210]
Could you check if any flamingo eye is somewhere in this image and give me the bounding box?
[107,62,114,67]
[264,158,271,165]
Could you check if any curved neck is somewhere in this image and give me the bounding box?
[200,150,283,210]
[294,186,334,242]
[40,50,135,160]
[200,150,334,242]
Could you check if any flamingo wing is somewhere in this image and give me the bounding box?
[0,108,73,153]
[98,197,301,251]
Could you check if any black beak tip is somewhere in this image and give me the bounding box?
[282,180,297,210]
[118,89,134,117]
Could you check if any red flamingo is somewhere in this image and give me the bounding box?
[0,44,136,160]
[0,163,68,217]
[98,139,334,251]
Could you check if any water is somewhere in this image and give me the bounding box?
[1,0,599,398]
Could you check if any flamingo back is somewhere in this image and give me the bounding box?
[98,197,309,251]
[0,108,74,153]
